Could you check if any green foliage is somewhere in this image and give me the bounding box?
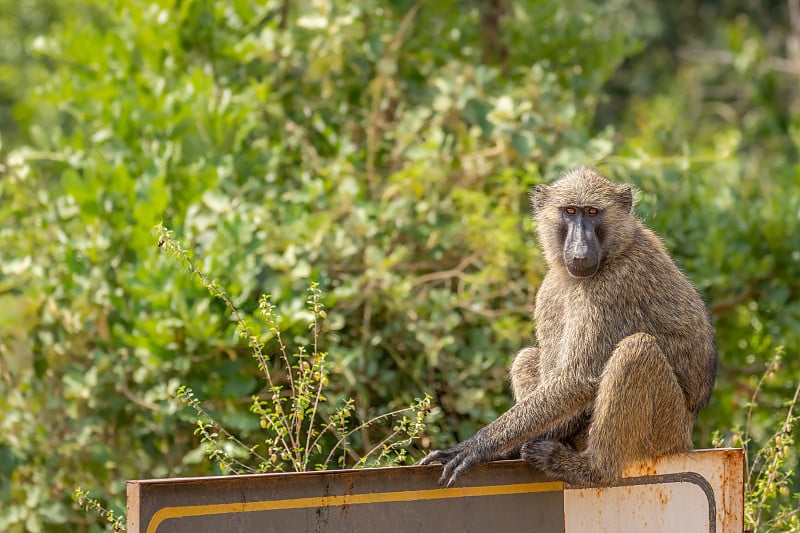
[158,224,430,474]
[1,0,799,530]
[0,0,63,154]
[714,350,800,532]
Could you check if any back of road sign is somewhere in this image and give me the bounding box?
[127,448,743,533]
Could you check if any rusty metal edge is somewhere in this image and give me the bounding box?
[126,448,741,486]
[125,460,541,487]
[721,447,745,532]
[126,479,141,532]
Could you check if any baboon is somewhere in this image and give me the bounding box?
[420,166,717,486]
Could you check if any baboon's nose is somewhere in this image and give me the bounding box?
[565,246,600,277]
[572,243,589,260]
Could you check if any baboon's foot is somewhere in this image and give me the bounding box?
[521,439,600,485]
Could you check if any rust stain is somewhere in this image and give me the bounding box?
[721,448,745,525]
[316,479,334,533]
[656,487,670,508]
[340,479,355,515]
[622,457,659,478]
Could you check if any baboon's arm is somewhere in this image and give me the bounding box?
[420,372,596,486]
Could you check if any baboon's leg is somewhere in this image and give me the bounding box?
[509,347,540,401]
[521,333,693,484]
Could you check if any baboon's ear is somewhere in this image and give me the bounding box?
[619,185,634,212]
[532,184,549,212]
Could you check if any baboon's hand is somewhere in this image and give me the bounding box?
[418,437,491,487]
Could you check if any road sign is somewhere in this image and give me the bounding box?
[127,448,743,533]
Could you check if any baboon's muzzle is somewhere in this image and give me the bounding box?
[563,214,601,277]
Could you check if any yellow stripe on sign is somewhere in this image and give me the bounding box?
[146,481,564,533]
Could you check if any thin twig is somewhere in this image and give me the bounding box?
[322,405,419,467]
[413,252,480,286]
[303,287,328,470]
[753,378,800,530]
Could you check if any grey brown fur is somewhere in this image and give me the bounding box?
[420,166,717,486]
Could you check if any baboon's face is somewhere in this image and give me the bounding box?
[533,167,634,278]
[559,205,603,278]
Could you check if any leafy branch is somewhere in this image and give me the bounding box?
[73,488,126,532]
[155,224,430,474]
[717,348,800,533]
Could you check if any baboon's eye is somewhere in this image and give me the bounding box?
[585,207,599,216]
[564,206,577,215]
